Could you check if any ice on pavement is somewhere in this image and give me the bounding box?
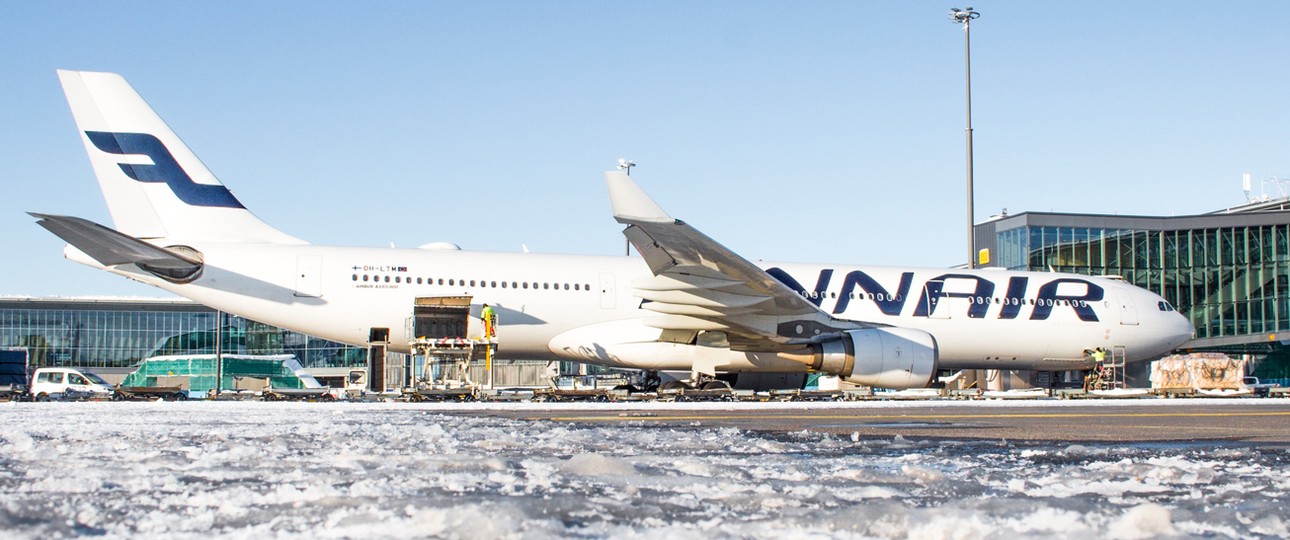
[1,401,1288,539]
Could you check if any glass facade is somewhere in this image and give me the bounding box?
[990,216,1290,348]
[0,298,367,369]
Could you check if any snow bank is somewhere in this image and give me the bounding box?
[0,401,1285,539]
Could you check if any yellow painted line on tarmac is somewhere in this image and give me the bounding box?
[542,411,1290,423]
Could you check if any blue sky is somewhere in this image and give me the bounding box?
[2,2,1287,297]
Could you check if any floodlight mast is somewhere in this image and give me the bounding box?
[950,6,980,268]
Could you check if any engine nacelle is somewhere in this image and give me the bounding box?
[813,328,938,389]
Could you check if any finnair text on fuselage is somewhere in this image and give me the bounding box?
[768,267,1107,321]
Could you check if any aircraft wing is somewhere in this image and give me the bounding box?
[30,212,202,272]
[605,171,867,351]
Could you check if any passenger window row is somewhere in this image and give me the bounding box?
[804,292,904,301]
[352,274,591,292]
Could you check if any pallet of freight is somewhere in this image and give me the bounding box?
[113,386,187,401]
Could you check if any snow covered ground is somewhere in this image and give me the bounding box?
[2,401,1288,539]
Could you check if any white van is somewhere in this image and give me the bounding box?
[30,368,115,401]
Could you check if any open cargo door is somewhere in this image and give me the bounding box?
[414,296,473,339]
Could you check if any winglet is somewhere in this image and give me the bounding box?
[604,171,672,224]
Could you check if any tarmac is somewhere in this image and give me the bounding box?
[478,400,1290,447]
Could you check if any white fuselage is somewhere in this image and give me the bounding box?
[89,242,1195,374]
[50,70,1196,381]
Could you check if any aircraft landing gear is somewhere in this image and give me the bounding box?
[658,380,690,392]
[641,370,662,392]
[700,380,731,391]
[615,370,664,393]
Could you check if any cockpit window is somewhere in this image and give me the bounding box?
[1157,301,1176,312]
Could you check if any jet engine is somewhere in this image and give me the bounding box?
[813,327,938,389]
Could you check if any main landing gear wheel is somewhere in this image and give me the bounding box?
[641,371,662,393]
[658,381,691,392]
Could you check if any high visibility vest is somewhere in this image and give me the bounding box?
[481,306,495,323]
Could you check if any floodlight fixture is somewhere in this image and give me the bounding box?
[949,7,980,23]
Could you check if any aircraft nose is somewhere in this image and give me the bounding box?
[1170,312,1195,346]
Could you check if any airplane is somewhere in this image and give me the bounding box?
[34,70,1195,390]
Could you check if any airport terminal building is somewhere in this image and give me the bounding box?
[0,296,561,387]
[0,297,367,371]
[975,197,1290,381]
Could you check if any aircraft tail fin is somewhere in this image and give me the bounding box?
[57,70,304,244]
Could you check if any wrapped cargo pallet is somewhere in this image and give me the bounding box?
[1150,353,1245,391]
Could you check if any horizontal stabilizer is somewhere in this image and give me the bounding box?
[30,213,202,272]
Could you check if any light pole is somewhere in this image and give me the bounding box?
[950,6,980,268]
[213,309,223,397]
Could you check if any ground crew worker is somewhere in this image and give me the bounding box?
[1091,347,1106,364]
[481,303,497,339]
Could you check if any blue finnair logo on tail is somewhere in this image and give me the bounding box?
[85,131,244,209]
